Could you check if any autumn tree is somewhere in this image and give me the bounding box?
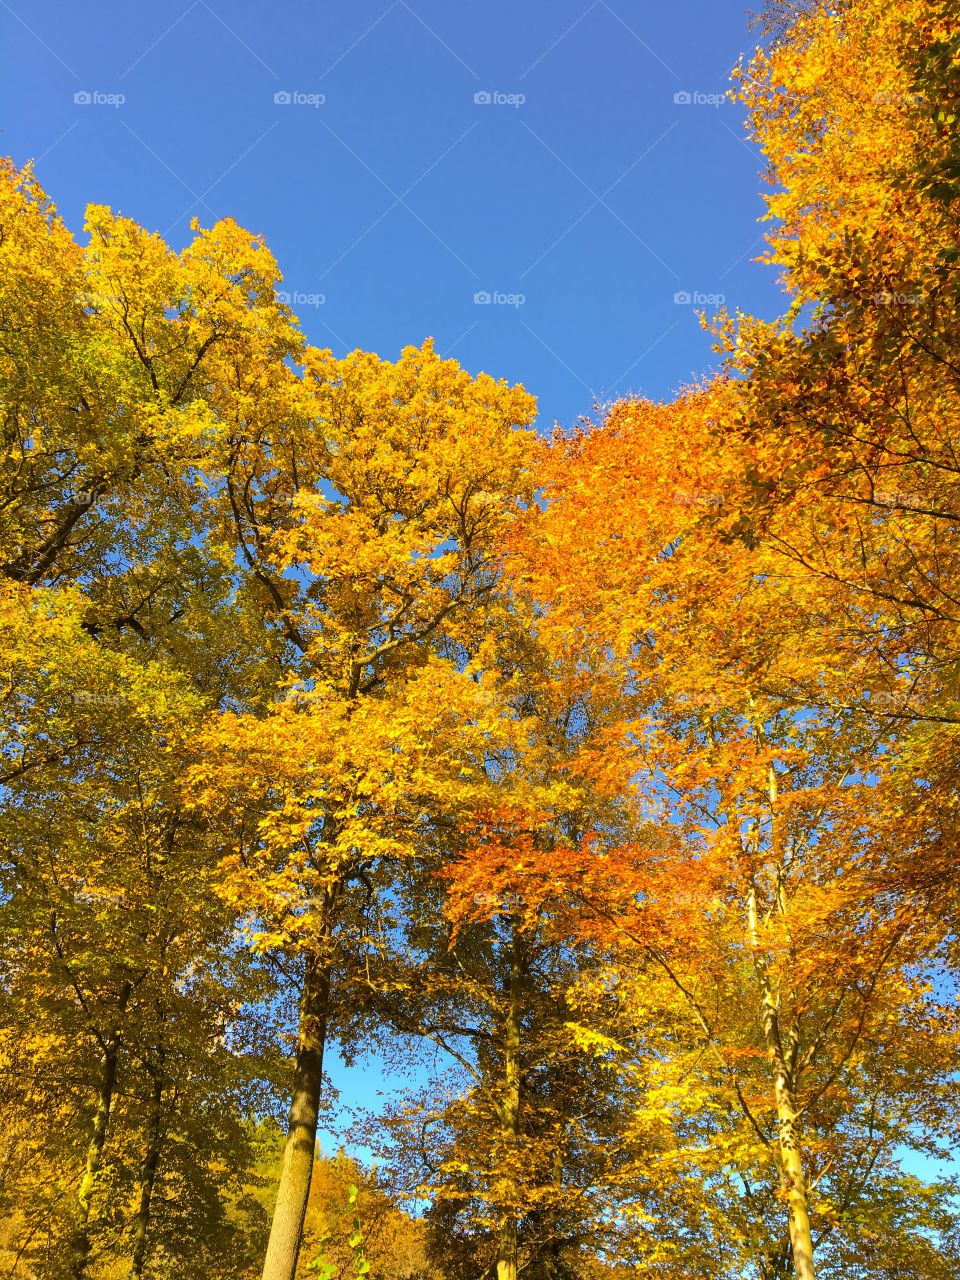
[321,610,651,1280]
[0,157,301,1276]
[509,383,960,1278]
[0,584,285,1278]
[5,5,959,1270]
[188,340,536,1280]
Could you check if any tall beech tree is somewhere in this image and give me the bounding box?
[508,384,960,1278]
[718,0,960,964]
[347,618,638,1280]
[0,159,299,1276]
[503,10,960,1271]
[0,156,541,1277]
[188,342,536,1280]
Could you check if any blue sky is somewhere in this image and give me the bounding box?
[2,0,783,433]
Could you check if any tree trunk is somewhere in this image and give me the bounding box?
[773,1068,816,1280]
[756,998,816,1280]
[496,1215,518,1280]
[496,927,524,1280]
[130,1049,165,1279]
[70,981,132,1278]
[261,951,331,1280]
[756,767,816,1280]
[746,877,816,1280]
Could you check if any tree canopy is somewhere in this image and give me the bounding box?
[1,3,959,1278]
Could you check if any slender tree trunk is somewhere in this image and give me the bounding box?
[756,991,817,1280]
[70,981,132,1278]
[130,1049,165,1279]
[772,1066,816,1280]
[261,950,331,1280]
[496,927,524,1280]
[496,1215,518,1280]
[746,878,816,1280]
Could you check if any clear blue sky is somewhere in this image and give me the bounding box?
[1,0,783,433]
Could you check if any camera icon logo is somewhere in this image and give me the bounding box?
[673,290,692,305]
[74,91,92,105]
[473,290,492,304]
[473,91,492,105]
[274,90,292,105]
[673,90,692,105]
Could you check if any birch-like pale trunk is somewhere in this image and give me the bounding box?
[746,763,817,1280]
[260,949,332,1280]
